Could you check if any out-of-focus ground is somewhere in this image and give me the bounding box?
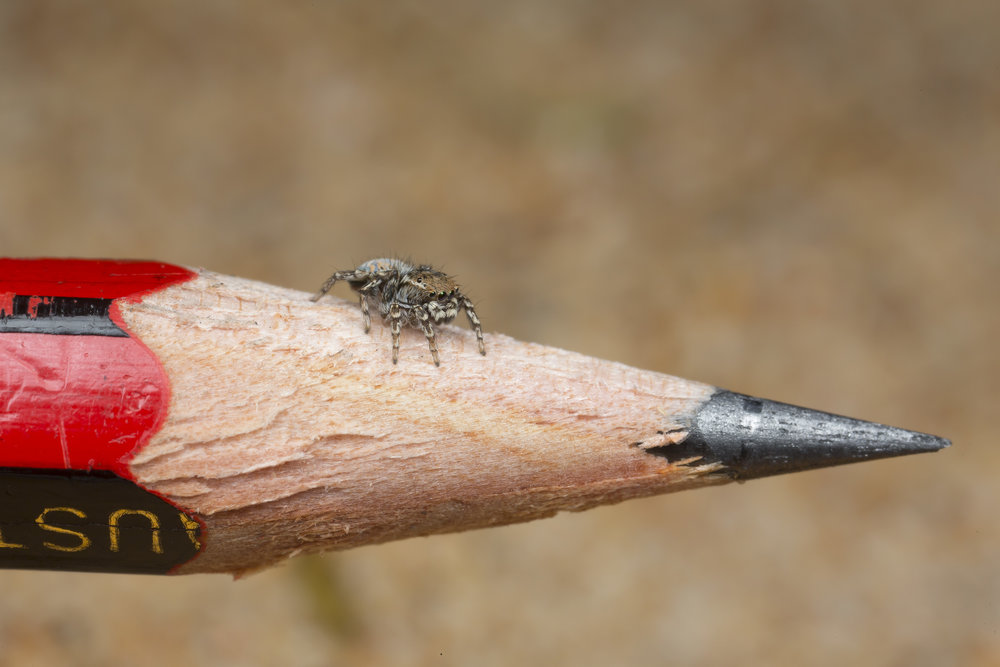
[0,2,996,665]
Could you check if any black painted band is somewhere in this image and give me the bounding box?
[0,296,127,336]
[0,468,202,574]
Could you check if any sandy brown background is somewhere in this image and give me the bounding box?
[0,2,996,665]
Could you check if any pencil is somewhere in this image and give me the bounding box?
[0,259,949,576]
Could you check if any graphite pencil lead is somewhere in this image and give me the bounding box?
[647,390,950,480]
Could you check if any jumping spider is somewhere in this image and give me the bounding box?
[311,258,486,366]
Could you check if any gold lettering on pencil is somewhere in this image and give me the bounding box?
[0,528,26,550]
[36,507,91,552]
[179,513,201,550]
[109,509,162,554]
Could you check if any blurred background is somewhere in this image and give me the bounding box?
[0,1,996,665]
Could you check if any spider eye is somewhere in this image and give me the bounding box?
[438,291,446,297]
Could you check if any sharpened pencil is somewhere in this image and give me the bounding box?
[0,259,949,576]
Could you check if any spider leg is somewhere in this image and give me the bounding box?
[359,275,385,293]
[389,302,403,364]
[362,269,396,293]
[311,270,367,302]
[461,297,486,356]
[359,294,371,332]
[414,307,441,367]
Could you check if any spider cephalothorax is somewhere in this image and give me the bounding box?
[311,258,486,366]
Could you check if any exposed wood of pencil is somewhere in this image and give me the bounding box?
[119,269,722,575]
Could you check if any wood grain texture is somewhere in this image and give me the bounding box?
[120,269,721,575]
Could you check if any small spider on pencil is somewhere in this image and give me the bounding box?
[311,258,486,366]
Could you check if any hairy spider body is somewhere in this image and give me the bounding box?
[311,258,486,366]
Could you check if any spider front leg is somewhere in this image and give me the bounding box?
[462,297,486,356]
[414,307,441,366]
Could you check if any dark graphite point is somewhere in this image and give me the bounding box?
[647,390,950,480]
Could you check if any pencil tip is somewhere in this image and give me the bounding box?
[651,391,949,481]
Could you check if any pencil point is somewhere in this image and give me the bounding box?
[649,391,949,480]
